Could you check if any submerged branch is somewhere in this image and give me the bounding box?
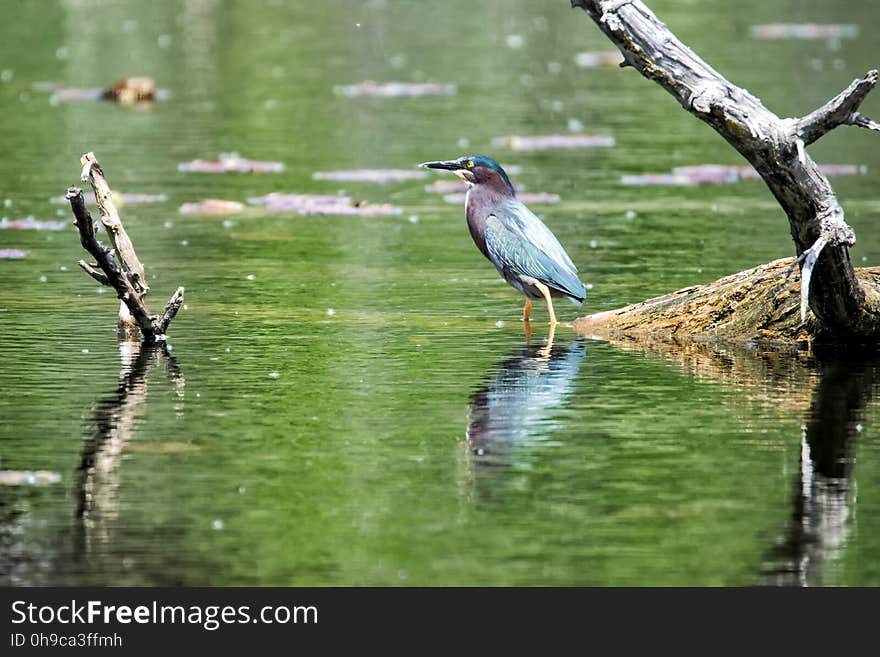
[66,153,185,342]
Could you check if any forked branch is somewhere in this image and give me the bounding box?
[67,154,184,342]
[571,0,880,340]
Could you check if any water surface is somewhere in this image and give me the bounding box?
[2,0,880,586]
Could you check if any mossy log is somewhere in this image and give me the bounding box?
[570,1,880,346]
[574,258,880,347]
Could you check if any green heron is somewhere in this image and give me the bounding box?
[421,155,585,326]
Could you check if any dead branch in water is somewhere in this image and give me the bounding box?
[67,153,184,341]
[570,0,880,344]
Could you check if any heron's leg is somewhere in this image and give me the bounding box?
[523,319,532,343]
[522,298,532,322]
[533,282,558,326]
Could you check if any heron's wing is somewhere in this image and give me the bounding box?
[496,198,577,273]
[485,213,586,301]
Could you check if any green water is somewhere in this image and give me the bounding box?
[2,0,880,586]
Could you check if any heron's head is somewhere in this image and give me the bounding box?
[420,155,514,193]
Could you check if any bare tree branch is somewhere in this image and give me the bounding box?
[156,287,185,335]
[77,260,111,286]
[66,154,185,341]
[850,112,880,133]
[796,70,879,145]
[67,186,159,338]
[80,152,149,297]
[570,0,880,339]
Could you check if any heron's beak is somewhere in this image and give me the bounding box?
[419,160,464,171]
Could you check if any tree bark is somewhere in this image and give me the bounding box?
[67,153,184,341]
[570,0,880,343]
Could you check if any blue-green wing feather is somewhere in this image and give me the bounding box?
[485,210,585,302]
[497,199,577,273]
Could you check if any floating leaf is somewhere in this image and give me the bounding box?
[750,23,858,40]
[40,77,170,104]
[0,217,68,231]
[574,51,624,68]
[248,192,400,216]
[443,192,560,205]
[178,153,284,173]
[126,442,205,454]
[50,192,168,205]
[334,81,456,97]
[0,470,61,486]
[424,180,469,194]
[313,169,427,183]
[623,163,866,186]
[492,134,615,151]
[179,199,246,216]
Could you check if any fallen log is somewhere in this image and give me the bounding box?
[67,152,184,341]
[574,258,880,347]
[569,0,880,346]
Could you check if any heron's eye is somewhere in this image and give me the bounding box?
[466,160,474,168]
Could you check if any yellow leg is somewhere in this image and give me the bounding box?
[522,298,532,322]
[537,322,556,358]
[533,282,558,326]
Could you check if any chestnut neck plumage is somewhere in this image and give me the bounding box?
[464,168,516,260]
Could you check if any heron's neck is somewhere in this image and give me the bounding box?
[465,183,511,260]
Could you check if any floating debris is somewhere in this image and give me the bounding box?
[178,153,284,173]
[505,34,525,49]
[0,216,68,231]
[0,470,61,486]
[492,134,615,151]
[248,193,352,212]
[127,442,204,454]
[179,199,245,216]
[248,192,401,216]
[301,202,402,216]
[623,163,866,186]
[816,164,868,176]
[333,81,456,98]
[443,192,560,205]
[425,180,469,194]
[50,191,167,205]
[101,76,160,105]
[312,169,427,183]
[673,165,742,184]
[0,249,29,259]
[750,24,858,40]
[40,77,170,105]
[574,51,624,68]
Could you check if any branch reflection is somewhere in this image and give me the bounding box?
[763,353,874,586]
[598,336,871,586]
[75,341,184,558]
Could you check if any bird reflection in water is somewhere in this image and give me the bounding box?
[75,342,184,557]
[763,354,875,586]
[466,326,586,471]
